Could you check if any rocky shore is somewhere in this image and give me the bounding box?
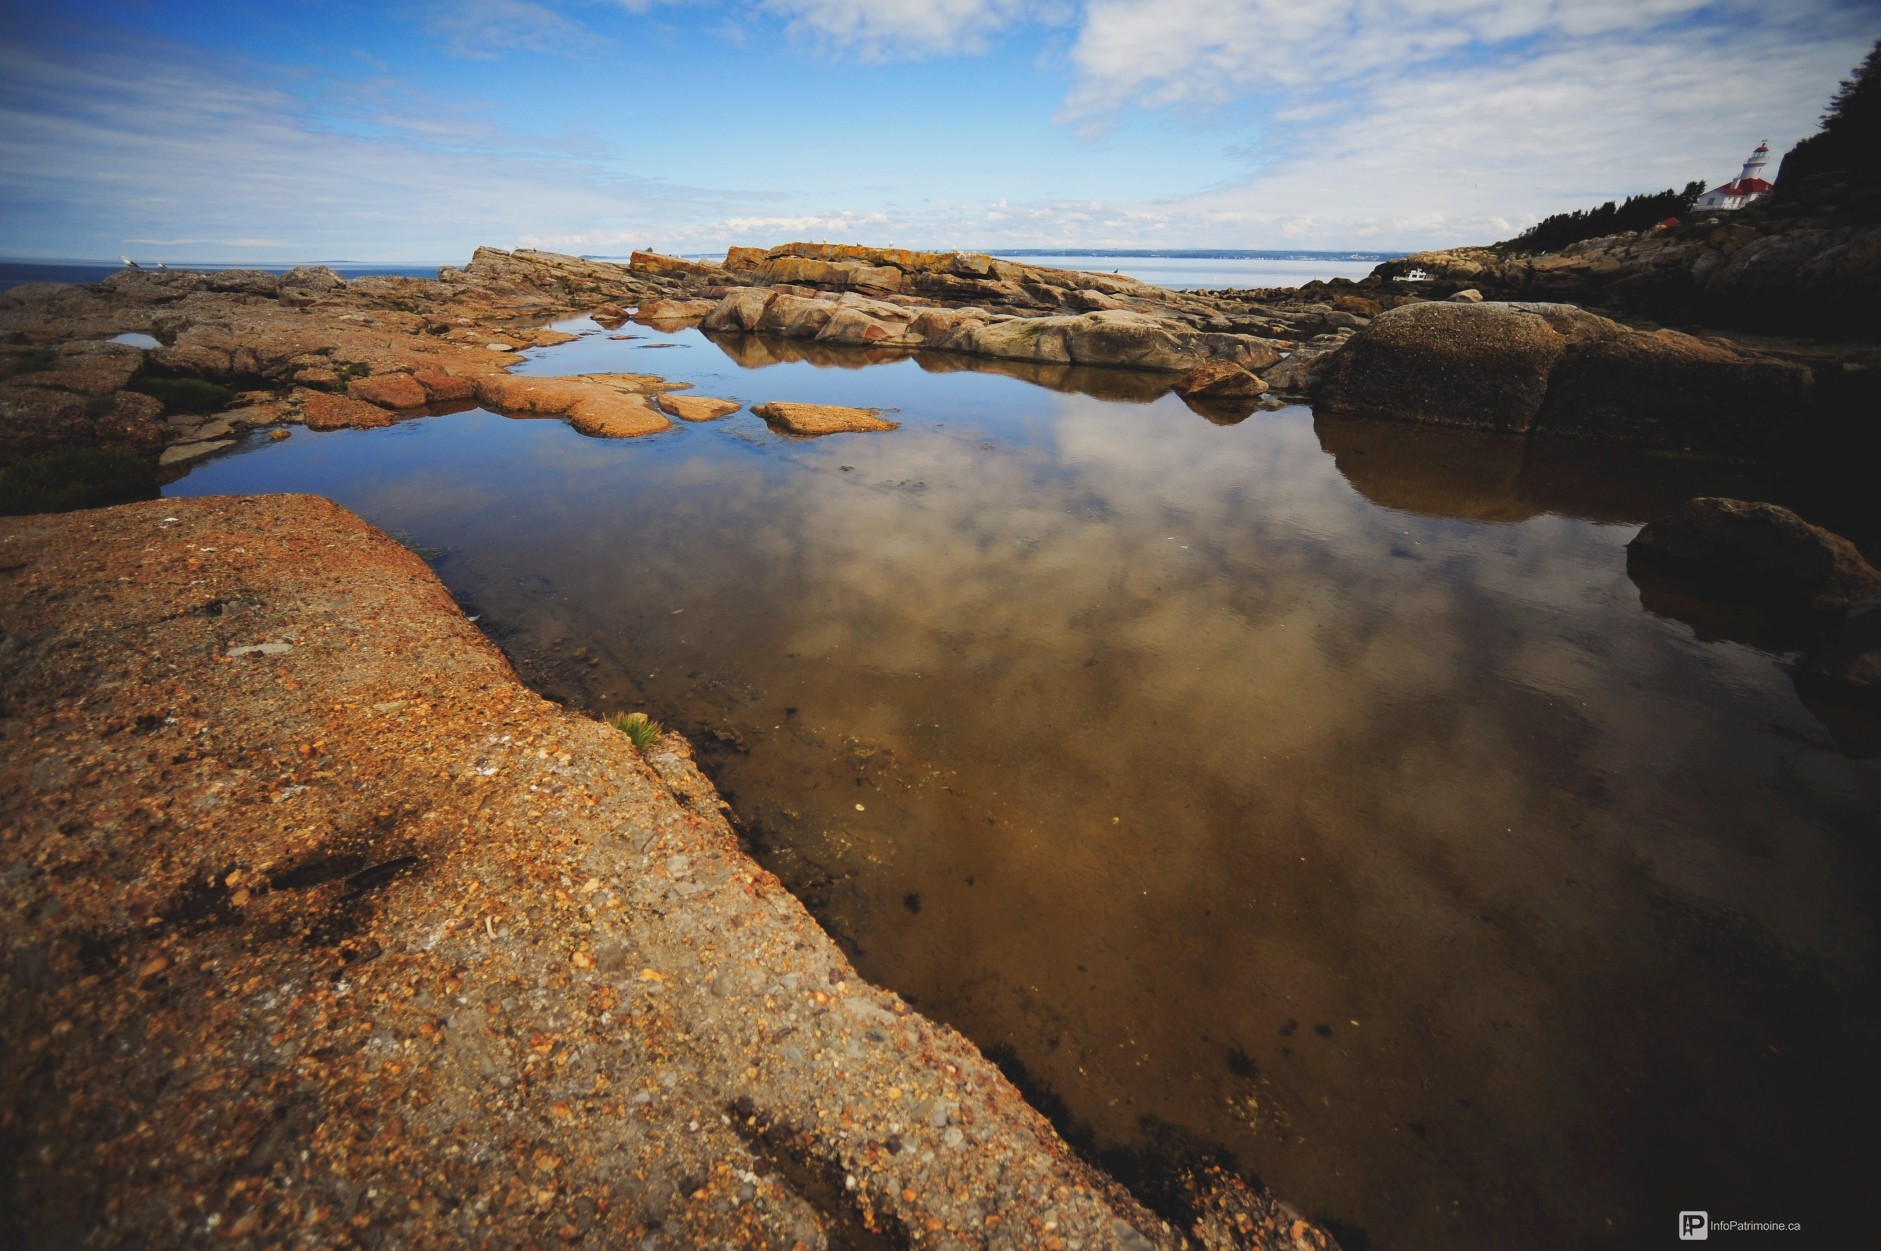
[0,495,1335,1251]
[2,232,1875,1245]
[7,237,1867,474]
[0,255,1354,1247]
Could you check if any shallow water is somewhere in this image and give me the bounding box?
[169,318,1880,1249]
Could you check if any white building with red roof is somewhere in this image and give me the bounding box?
[1692,141,1774,211]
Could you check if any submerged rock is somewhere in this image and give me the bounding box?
[752,401,899,435]
[1627,497,1881,617]
[1800,602,1881,702]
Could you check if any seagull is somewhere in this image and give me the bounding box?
[119,255,140,268]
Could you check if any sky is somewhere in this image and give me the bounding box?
[0,0,1874,262]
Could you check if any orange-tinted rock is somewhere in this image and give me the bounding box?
[473,374,590,414]
[293,366,340,388]
[474,374,671,438]
[349,374,429,410]
[629,251,732,283]
[413,368,477,403]
[635,298,716,322]
[566,394,670,438]
[297,388,394,430]
[751,402,898,435]
[1175,360,1268,398]
[655,394,741,422]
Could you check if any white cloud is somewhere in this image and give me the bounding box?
[0,35,749,261]
[420,0,603,59]
[758,0,1051,58]
[1061,0,1750,118]
[1049,0,1876,246]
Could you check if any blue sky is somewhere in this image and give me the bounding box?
[1,0,1873,262]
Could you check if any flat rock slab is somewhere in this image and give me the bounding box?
[295,388,395,431]
[9,495,1318,1250]
[566,393,671,439]
[656,393,742,422]
[349,373,430,410]
[474,374,673,438]
[157,437,235,465]
[752,401,899,435]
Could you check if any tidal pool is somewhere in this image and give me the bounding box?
[168,318,1880,1249]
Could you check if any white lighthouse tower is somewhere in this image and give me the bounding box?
[1693,141,1775,211]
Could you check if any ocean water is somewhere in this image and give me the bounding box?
[165,314,1879,1249]
[0,259,443,293]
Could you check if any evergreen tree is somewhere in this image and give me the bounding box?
[1775,36,1880,193]
[1496,182,1706,254]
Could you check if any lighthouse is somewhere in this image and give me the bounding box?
[1693,141,1775,211]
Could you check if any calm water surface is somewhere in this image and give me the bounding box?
[169,318,1880,1249]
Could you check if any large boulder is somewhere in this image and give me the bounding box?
[1317,300,1816,454]
[815,297,917,346]
[755,292,837,338]
[1535,329,1814,455]
[1316,301,1575,431]
[701,288,776,333]
[1626,497,1881,617]
[1799,601,1881,703]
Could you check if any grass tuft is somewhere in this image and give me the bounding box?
[0,447,158,515]
[606,711,663,749]
[127,376,234,415]
[0,347,57,380]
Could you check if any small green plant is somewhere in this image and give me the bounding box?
[607,711,662,749]
[0,447,158,515]
[84,393,117,417]
[127,376,234,415]
[0,347,56,380]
